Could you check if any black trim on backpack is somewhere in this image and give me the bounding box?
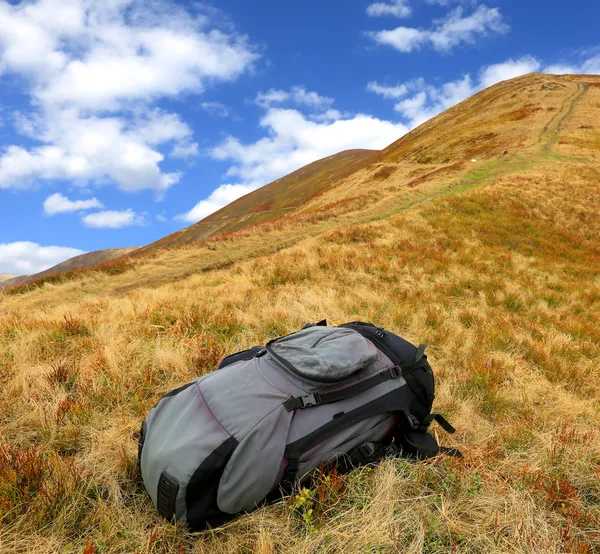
[185,436,239,531]
[163,381,195,398]
[218,346,265,369]
[302,319,328,329]
[137,420,147,470]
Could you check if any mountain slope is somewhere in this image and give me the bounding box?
[1,73,599,554]
[0,274,15,282]
[132,149,376,256]
[0,247,135,290]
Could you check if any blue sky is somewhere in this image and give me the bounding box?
[0,0,598,275]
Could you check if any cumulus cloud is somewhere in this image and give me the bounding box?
[369,5,509,53]
[479,56,541,88]
[544,53,600,75]
[170,142,200,159]
[366,0,412,18]
[211,108,408,186]
[254,87,334,109]
[0,241,85,275]
[367,81,409,99]
[0,0,258,193]
[82,209,146,229]
[178,183,255,222]
[43,193,103,215]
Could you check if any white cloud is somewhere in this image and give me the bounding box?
[0,0,258,193]
[178,183,255,222]
[397,75,477,126]
[367,0,412,18]
[545,53,600,75]
[0,241,85,275]
[171,142,200,159]
[212,108,408,186]
[367,81,409,99]
[309,109,344,122]
[201,101,231,118]
[0,109,183,192]
[43,193,103,215]
[479,56,541,88]
[82,209,146,228]
[255,87,334,109]
[369,5,509,53]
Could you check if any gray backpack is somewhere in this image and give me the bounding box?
[138,321,458,530]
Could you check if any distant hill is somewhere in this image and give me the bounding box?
[0,274,16,282]
[0,248,135,290]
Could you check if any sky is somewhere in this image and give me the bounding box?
[0,0,598,275]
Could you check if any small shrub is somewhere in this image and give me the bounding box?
[46,360,79,391]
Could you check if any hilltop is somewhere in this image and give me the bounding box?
[0,73,599,554]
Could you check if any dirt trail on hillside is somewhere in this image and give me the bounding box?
[539,82,588,151]
[108,82,593,296]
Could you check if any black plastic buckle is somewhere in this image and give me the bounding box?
[390,366,402,379]
[384,443,399,457]
[358,442,376,460]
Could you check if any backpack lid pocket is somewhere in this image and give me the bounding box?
[267,327,378,384]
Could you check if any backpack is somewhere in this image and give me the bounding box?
[138,321,459,531]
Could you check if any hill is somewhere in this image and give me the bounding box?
[0,247,135,291]
[1,73,599,554]
[0,274,15,282]
[131,148,376,256]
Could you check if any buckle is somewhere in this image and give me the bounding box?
[384,443,399,457]
[358,442,376,459]
[390,366,402,379]
[300,393,321,408]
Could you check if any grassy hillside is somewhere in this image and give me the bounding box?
[132,149,376,256]
[0,274,15,282]
[1,73,599,554]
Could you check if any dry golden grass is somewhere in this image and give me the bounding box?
[1,73,600,553]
